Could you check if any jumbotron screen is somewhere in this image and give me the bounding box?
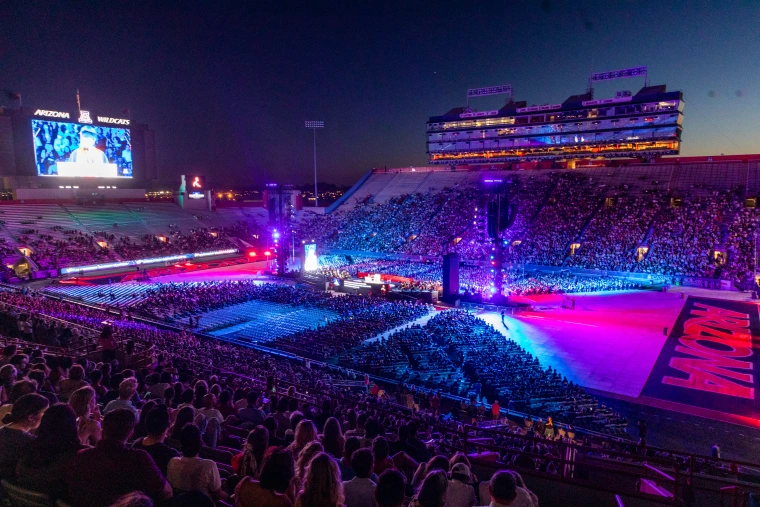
[32,119,132,177]
[304,243,318,271]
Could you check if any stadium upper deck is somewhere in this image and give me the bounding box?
[427,84,683,164]
[348,158,760,205]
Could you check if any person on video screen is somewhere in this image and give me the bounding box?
[69,126,108,164]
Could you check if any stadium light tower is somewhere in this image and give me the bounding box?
[305,120,324,207]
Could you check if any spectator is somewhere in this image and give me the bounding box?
[485,471,534,507]
[274,397,292,438]
[372,437,395,475]
[28,369,57,405]
[103,378,139,418]
[0,363,17,403]
[296,441,325,490]
[0,379,37,422]
[238,391,266,427]
[169,405,195,440]
[99,326,118,364]
[322,416,346,459]
[196,393,224,423]
[0,393,49,480]
[411,470,448,507]
[91,368,108,399]
[16,403,84,501]
[66,408,172,507]
[511,473,538,507]
[295,452,344,507]
[131,404,180,476]
[264,415,285,447]
[412,456,449,488]
[491,401,500,421]
[544,416,554,439]
[240,425,269,480]
[217,389,238,419]
[375,470,406,507]
[146,372,173,399]
[371,436,417,477]
[339,437,362,481]
[407,421,430,463]
[445,463,476,507]
[166,424,228,502]
[290,419,319,458]
[342,448,376,507]
[133,401,157,440]
[58,364,88,402]
[176,388,195,412]
[315,400,333,432]
[70,386,102,445]
[109,492,154,507]
[235,448,296,507]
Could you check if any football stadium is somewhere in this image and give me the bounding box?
[0,4,759,507]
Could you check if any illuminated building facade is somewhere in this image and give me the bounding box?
[427,85,683,164]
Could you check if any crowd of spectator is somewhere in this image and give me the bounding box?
[315,256,645,298]
[1,215,245,274]
[0,285,753,505]
[0,238,20,281]
[23,231,118,270]
[122,282,431,356]
[297,177,758,282]
[298,188,484,258]
[340,310,628,435]
[0,238,19,259]
[634,195,729,278]
[563,196,659,272]
[0,300,92,349]
[510,177,600,267]
[722,205,759,282]
[0,288,615,435]
[499,271,643,297]
[0,290,553,507]
[110,229,237,261]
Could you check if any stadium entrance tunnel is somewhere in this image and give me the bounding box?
[10,259,32,277]
[713,249,727,266]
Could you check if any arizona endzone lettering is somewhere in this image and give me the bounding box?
[662,302,755,399]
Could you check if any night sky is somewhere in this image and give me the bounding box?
[2,1,759,187]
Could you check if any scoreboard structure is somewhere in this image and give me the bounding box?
[0,105,157,196]
[427,73,683,165]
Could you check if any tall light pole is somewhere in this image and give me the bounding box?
[305,120,324,207]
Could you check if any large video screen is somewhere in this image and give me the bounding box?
[304,243,318,271]
[32,119,132,177]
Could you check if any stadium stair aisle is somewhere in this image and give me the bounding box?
[361,309,437,344]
